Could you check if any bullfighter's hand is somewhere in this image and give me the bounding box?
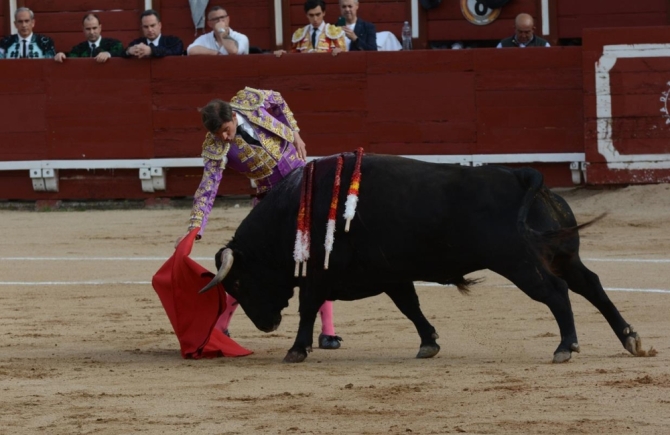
[293,132,307,161]
[274,49,286,58]
[331,47,343,56]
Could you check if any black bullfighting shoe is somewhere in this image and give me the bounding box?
[318,334,343,349]
[223,329,230,337]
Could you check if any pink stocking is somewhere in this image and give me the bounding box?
[318,300,336,336]
[214,293,239,333]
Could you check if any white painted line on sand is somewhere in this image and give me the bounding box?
[0,257,194,261]
[1,281,668,294]
[0,281,152,286]
[416,283,670,294]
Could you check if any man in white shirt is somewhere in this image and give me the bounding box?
[187,6,249,56]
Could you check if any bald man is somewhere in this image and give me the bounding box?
[497,13,550,48]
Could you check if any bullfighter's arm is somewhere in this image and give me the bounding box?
[188,157,225,237]
[265,90,300,133]
[263,90,306,160]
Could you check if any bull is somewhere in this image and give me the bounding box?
[201,154,644,363]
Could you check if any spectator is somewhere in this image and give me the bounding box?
[187,6,249,55]
[0,7,55,59]
[497,13,550,48]
[275,0,346,57]
[173,87,343,350]
[125,9,184,58]
[339,0,377,51]
[54,14,124,63]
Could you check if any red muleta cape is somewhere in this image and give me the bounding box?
[151,228,252,358]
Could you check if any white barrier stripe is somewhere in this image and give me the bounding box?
[2,257,670,263]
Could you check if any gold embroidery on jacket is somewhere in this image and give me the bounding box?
[230,87,265,112]
[234,137,276,180]
[201,132,230,161]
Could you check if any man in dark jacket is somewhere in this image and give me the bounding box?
[497,13,550,48]
[125,9,183,58]
[339,0,377,51]
[0,7,55,59]
[54,13,124,63]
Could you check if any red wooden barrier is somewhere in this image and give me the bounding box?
[557,0,668,39]
[582,26,670,184]
[0,48,587,201]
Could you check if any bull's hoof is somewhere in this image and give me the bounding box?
[283,349,308,363]
[625,332,642,356]
[416,344,440,359]
[552,350,572,364]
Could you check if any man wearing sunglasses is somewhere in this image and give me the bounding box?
[187,6,249,55]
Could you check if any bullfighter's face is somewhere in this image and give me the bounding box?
[306,6,325,29]
[217,117,238,142]
[14,10,34,39]
[83,17,102,43]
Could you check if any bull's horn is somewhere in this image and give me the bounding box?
[199,248,234,294]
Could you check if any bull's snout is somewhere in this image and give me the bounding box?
[255,315,282,333]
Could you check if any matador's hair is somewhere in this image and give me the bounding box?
[199,99,234,134]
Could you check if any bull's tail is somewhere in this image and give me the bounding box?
[513,167,605,272]
[514,167,545,237]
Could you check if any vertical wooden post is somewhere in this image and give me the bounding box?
[281,0,291,50]
[536,0,558,46]
[3,0,11,36]
[417,0,428,49]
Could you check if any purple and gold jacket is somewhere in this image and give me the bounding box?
[188,87,305,235]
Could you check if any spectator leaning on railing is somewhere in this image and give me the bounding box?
[54,13,124,63]
[0,7,55,59]
[497,13,550,48]
[187,6,249,56]
[274,0,346,57]
[125,9,184,58]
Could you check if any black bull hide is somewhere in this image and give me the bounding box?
[204,154,644,363]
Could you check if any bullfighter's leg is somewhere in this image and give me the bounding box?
[283,290,324,363]
[385,282,440,359]
[558,256,643,356]
[318,301,342,349]
[499,262,578,363]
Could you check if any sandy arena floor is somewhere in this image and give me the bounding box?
[1,184,669,434]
